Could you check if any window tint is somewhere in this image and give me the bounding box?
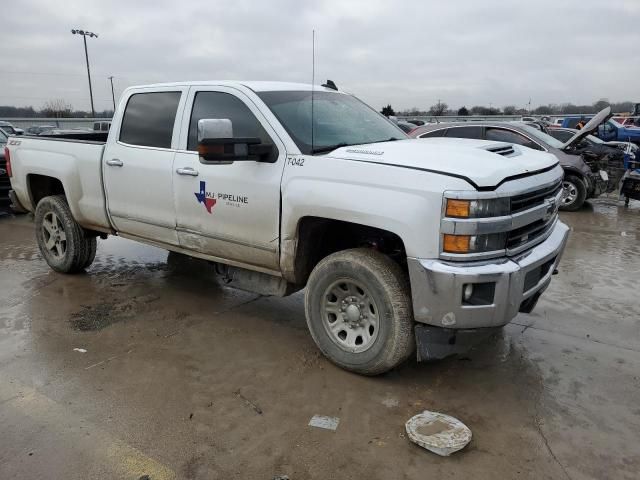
[119,92,181,148]
[485,128,543,151]
[419,129,446,138]
[444,126,483,139]
[187,92,275,159]
[548,130,574,143]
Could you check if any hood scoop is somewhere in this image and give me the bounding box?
[482,143,518,157]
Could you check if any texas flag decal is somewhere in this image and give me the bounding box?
[194,181,217,213]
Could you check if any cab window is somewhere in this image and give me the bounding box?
[187,91,277,161]
[119,92,181,148]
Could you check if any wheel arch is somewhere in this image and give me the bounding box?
[281,215,408,285]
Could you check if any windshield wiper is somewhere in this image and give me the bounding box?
[311,143,349,154]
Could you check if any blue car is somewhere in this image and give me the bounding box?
[561,116,640,144]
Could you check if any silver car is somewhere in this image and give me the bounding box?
[410,117,610,211]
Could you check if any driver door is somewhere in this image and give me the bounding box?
[172,87,287,271]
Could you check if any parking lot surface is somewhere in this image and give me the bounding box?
[1,198,639,480]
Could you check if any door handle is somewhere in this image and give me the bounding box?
[176,167,199,176]
[106,158,123,167]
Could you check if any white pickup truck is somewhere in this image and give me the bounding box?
[6,81,569,374]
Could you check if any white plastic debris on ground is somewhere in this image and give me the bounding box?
[405,410,472,456]
[308,415,340,431]
[73,348,87,353]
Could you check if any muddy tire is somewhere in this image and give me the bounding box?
[34,195,97,273]
[560,174,587,211]
[304,248,414,375]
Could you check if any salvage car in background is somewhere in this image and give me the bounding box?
[410,109,612,211]
[547,127,638,155]
[0,129,10,211]
[546,127,633,190]
[0,121,23,136]
[25,125,57,135]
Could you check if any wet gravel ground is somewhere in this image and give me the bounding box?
[1,197,639,480]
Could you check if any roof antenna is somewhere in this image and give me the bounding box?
[311,29,315,154]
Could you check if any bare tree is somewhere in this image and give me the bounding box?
[428,100,448,116]
[502,105,517,115]
[41,99,73,118]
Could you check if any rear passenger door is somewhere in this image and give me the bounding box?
[103,88,188,245]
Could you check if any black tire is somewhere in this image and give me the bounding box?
[304,248,414,375]
[560,174,587,211]
[34,195,97,273]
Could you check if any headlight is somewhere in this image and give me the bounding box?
[444,198,510,218]
[443,233,507,254]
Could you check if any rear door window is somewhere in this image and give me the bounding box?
[444,126,483,139]
[419,129,447,138]
[119,92,181,148]
[485,127,543,150]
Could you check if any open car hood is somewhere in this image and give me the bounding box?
[561,107,612,150]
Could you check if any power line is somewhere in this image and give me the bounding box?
[0,70,87,77]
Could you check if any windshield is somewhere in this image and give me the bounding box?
[0,129,7,143]
[518,123,565,148]
[257,90,406,154]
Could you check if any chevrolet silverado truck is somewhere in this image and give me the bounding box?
[6,81,569,375]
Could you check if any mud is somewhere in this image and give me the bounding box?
[1,197,640,479]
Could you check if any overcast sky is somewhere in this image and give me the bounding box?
[2,0,639,112]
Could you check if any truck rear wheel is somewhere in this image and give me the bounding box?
[304,248,414,375]
[560,174,587,211]
[35,195,97,273]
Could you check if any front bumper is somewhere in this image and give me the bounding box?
[407,220,570,329]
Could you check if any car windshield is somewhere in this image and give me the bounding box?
[257,90,406,154]
[0,130,7,143]
[518,124,565,148]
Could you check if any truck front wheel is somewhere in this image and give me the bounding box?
[304,248,414,375]
[34,195,97,273]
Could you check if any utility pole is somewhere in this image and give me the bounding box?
[71,29,98,117]
[108,76,116,111]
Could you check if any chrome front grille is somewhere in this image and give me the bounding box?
[510,179,562,214]
[441,175,563,261]
[506,181,562,254]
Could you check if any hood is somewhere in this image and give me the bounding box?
[561,107,612,149]
[326,138,558,188]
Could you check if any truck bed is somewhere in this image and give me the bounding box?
[8,134,111,232]
[32,131,109,143]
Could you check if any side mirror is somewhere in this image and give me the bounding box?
[197,118,273,162]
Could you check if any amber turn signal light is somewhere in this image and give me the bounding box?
[445,199,470,218]
[443,234,471,253]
